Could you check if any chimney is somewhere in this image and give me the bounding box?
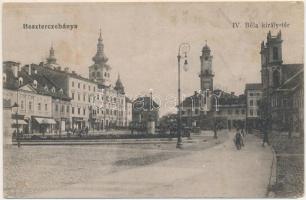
[28,64,32,75]
[64,67,69,73]
[11,63,19,78]
[39,62,44,67]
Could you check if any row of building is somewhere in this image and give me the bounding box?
[3,31,134,137]
[176,31,303,135]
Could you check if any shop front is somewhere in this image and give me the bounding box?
[31,117,57,135]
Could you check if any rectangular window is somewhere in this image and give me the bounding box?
[83,108,86,115]
[72,92,75,100]
[55,104,58,112]
[72,107,75,114]
[250,100,253,106]
[45,104,48,111]
[83,84,85,89]
[83,94,86,102]
[78,94,80,101]
[66,105,69,113]
[250,109,253,116]
[89,85,91,91]
[94,86,96,92]
[38,103,41,111]
[78,108,81,114]
[61,105,64,112]
[235,109,239,114]
[29,101,32,110]
[78,83,80,88]
[72,81,74,87]
[241,109,245,114]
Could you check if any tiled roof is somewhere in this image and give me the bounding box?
[133,96,159,111]
[125,96,133,103]
[281,64,303,81]
[245,83,262,90]
[278,68,303,91]
[3,62,71,100]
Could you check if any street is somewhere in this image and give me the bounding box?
[4,130,273,198]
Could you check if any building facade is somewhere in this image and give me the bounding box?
[245,83,262,130]
[260,31,304,135]
[180,43,247,130]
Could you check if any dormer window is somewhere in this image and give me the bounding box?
[59,88,63,94]
[51,87,55,93]
[19,77,24,86]
[44,85,48,91]
[34,70,38,74]
[3,73,6,83]
[33,80,37,88]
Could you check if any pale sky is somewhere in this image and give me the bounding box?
[3,2,304,115]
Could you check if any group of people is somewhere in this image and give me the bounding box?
[67,126,89,137]
[234,128,245,150]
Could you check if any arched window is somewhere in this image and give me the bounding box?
[19,77,23,86]
[97,71,101,77]
[33,80,38,88]
[273,47,279,60]
[273,70,280,88]
[104,72,107,77]
[3,73,6,83]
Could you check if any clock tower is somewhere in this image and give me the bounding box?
[199,41,214,91]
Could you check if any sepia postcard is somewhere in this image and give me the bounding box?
[2,1,304,198]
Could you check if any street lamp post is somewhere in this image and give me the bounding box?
[11,102,20,147]
[177,42,190,149]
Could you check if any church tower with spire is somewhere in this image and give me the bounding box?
[46,44,57,65]
[114,74,125,94]
[89,30,111,86]
[199,41,214,91]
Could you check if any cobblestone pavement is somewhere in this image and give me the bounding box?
[4,130,228,198]
[28,130,273,198]
[268,131,304,198]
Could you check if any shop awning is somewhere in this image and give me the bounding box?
[34,117,57,124]
[12,120,28,125]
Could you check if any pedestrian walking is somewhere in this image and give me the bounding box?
[262,120,269,147]
[241,127,245,137]
[234,129,243,150]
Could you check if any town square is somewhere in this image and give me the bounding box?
[2,2,304,198]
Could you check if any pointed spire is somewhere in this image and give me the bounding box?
[47,43,56,64]
[92,29,108,64]
[99,28,102,41]
[117,73,120,80]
